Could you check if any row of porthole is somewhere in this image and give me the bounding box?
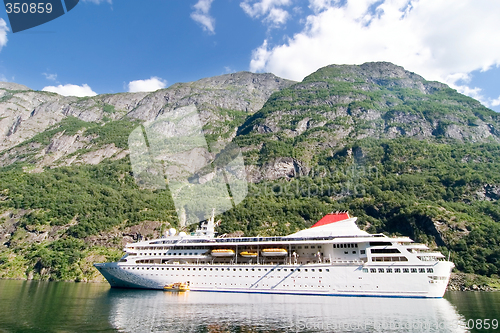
[123,266,330,273]
[132,272,323,280]
[363,267,434,273]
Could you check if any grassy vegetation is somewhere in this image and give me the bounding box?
[2,64,500,283]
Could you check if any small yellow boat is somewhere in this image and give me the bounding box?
[164,282,190,292]
[261,248,288,257]
[239,251,258,258]
[211,249,235,257]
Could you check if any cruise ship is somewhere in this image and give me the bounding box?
[94,212,454,298]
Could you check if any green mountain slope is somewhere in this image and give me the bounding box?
[1,62,500,286]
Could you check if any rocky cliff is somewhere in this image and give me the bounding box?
[1,62,500,285]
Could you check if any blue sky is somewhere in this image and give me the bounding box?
[0,0,499,112]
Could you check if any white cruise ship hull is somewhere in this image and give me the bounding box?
[94,261,453,298]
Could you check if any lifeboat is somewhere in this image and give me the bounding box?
[211,249,235,257]
[239,251,258,258]
[164,282,190,292]
[261,248,288,257]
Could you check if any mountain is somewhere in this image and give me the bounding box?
[0,72,294,170]
[1,63,500,289]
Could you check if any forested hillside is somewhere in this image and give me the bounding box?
[1,63,500,287]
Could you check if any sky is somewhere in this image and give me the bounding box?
[0,0,499,111]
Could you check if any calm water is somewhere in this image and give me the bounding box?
[0,280,499,333]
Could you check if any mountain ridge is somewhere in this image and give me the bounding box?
[1,62,500,287]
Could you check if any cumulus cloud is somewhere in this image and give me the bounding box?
[42,84,97,97]
[491,96,500,107]
[43,73,58,81]
[191,0,216,34]
[128,77,167,93]
[250,0,500,104]
[0,19,9,51]
[241,0,292,26]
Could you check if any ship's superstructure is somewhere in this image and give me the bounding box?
[94,212,454,298]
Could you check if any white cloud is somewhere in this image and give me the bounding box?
[42,84,97,97]
[491,96,500,107]
[250,0,500,105]
[43,73,58,81]
[0,19,9,51]
[241,0,292,26]
[191,0,216,34]
[128,77,167,93]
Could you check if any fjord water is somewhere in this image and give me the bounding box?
[0,280,499,333]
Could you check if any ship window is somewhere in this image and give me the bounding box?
[363,268,368,273]
[352,251,356,254]
[189,253,193,255]
[326,269,329,272]
[311,269,315,272]
[355,244,358,248]
[210,268,213,271]
[319,269,322,272]
[419,268,426,273]
[297,269,300,272]
[427,268,434,273]
[411,268,417,273]
[298,246,302,249]
[378,268,384,273]
[395,268,401,273]
[311,246,315,249]
[370,268,376,273]
[304,246,309,249]
[403,268,409,273]
[386,268,392,273]
[370,248,400,254]
[344,251,348,255]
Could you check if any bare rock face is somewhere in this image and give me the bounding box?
[0,72,295,160]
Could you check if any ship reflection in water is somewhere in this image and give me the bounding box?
[107,290,469,333]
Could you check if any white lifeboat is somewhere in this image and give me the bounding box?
[261,248,288,257]
[211,249,235,257]
[239,251,258,258]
